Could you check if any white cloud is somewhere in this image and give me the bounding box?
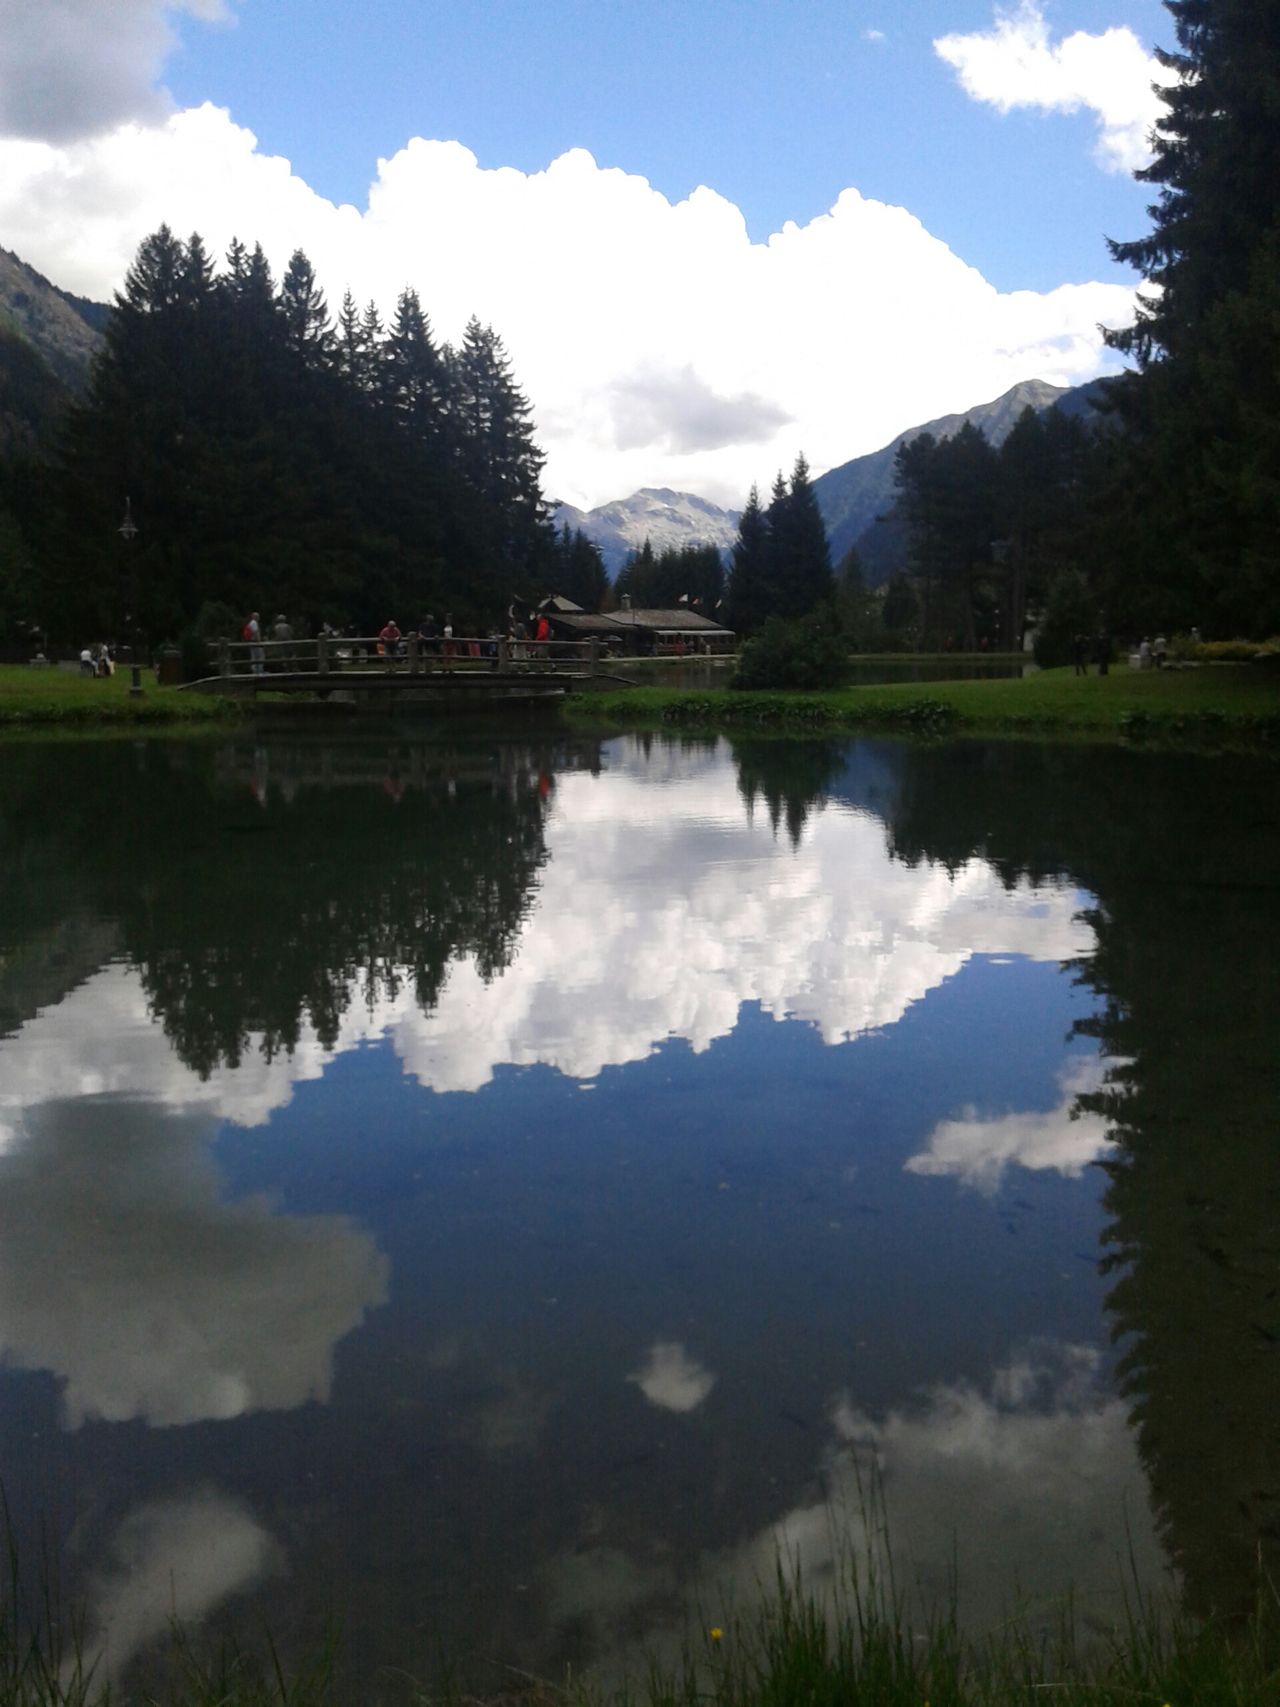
[905,1053,1117,1193]
[0,1094,387,1428]
[935,2,1170,174]
[378,747,1094,1090]
[542,1343,1163,1668]
[0,745,1094,1110]
[0,745,1095,1115]
[72,1491,276,1686]
[627,1342,717,1413]
[0,103,1137,508]
[863,28,886,44]
[0,0,234,144]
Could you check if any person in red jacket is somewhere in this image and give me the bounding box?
[378,618,402,669]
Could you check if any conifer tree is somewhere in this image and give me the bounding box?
[727,484,772,633]
[1099,0,1280,632]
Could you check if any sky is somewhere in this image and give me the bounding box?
[0,0,1174,508]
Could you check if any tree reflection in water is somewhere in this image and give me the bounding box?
[0,734,574,1073]
[726,733,1280,1625]
[0,730,1275,1634]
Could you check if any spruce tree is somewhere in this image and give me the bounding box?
[727,484,772,633]
[1100,0,1280,632]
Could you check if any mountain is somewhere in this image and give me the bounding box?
[552,486,741,575]
[813,377,1109,580]
[0,245,108,458]
[0,245,105,391]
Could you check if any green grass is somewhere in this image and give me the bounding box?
[0,666,240,732]
[569,663,1280,746]
[2,1558,1277,1707]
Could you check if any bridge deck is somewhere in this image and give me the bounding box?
[184,666,632,698]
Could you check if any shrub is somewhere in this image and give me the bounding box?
[1193,637,1280,662]
[733,614,847,691]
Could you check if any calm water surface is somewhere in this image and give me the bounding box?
[0,729,1276,1690]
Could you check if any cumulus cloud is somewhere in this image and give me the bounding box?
[0,1095,387,1428]
[905,1053,1116,1193]
[935,1,1170,174]
[606,365,793,454]
[0,105,1137,507]
[863,28,886,44]
[73,1491,276,1685]
[379,746,1094,1090]
[0,746,1095,1109]
[543,1343,1162,1666]
[627,1342,717,1413]
[0,0,234,144]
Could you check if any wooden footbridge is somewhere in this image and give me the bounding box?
[185,634,635,706]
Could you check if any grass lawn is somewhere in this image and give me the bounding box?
[0,664,240,731]
[571,662,1280,745]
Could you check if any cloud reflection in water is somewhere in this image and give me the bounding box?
[0,1096,387,1427]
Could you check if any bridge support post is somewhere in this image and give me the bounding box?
[219,640,231,678]
[317,633,329,676]
[589,638,600,675]
[498,638,509,671]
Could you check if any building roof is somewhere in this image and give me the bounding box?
[546,612,625,634]
[618,608,734,633]
[549,607,735,637]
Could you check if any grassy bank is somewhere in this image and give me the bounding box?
[0,666,239,732]
[570,663,1280,745]
[4,1569,1277,1707]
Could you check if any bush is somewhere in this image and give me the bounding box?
[733,614,848,691]
[1193,637,1280,662]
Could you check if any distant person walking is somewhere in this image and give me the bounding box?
[1154,632,1168,668]
[1095,628,1110,676]
[243,611,264,675]
[1072,633,1088,676]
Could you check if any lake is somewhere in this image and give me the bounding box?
[1,727,1276,1693]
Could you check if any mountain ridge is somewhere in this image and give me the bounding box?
[551,485,741,575]
[812,376,1109,576]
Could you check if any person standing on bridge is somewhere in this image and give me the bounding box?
[243,611,264,675]
[379,618,402,670]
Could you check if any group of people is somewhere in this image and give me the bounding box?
[238,608,560,674]
[78,643,115,677]
[1071,630,1114,676]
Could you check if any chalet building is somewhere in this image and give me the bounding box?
[539,597,735,656]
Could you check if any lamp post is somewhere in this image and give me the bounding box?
[119,498,143,697]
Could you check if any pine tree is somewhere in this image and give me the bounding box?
[278,249,332,366]
[1107,0,1280,366]
[774,453,834,619]
[727,484,771,633]
[1099,0,1280,633]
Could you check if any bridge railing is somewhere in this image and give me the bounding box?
[211,634,609,678]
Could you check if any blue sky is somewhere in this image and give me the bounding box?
[0,0,1174,505]
[163,0,1168,292]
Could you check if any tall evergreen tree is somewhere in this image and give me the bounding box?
[1099,0,1280,633]
[772,453,834,619]
[727,484,772,633]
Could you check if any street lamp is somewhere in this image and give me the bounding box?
[119,497,143,697]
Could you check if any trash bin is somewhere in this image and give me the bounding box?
[157,646,183,686]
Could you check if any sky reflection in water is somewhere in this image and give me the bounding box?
[0,732,1169,1685]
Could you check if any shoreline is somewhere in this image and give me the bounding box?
[567,664,1280,748]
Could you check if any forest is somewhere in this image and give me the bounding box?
[0,0,1275,658]
[1,228,605,648]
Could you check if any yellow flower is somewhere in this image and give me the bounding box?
[709,1627,723,1643]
